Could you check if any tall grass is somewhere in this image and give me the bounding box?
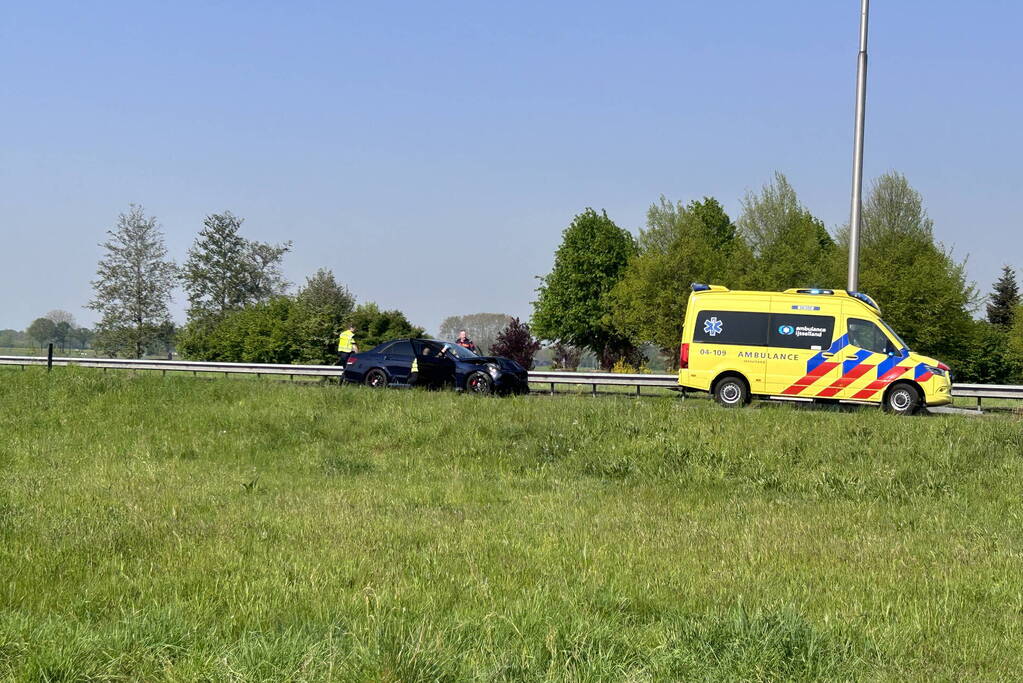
[0,368,1021,680]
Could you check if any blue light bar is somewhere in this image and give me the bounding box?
[849,291,880,311]
[691,283,711,292]
[796,288,834,295]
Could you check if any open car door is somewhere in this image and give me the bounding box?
[411,340,456,388]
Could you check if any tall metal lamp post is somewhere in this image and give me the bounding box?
[847,0,869,291]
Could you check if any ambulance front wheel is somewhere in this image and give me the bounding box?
[713,375,750,408]
[884,382,921,416]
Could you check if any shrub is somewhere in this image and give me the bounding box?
[490,318,541,370]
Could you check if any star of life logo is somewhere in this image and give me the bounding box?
[703,316,723,337]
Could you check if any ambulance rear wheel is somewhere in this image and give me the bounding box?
[713,375,750,408]
[884,382,920,415]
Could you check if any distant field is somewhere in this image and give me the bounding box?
[1,368,1021,679]
[0,347,96,357]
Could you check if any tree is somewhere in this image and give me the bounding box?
[68,327,94,350]
[609,196,751,362]
[27,318,57,348]
[490,318,541,370]
[438,313,512,354]
[550,342,583,371]
[957,320,1021,384]
[181,211,291,322]
[292,269,356,364]
[178,297,300,363]
[88,205,177,358]
[833,172,976,372]
[348,303,424,349]
[45,310,75,326]
[737,173,835,290]
[40,311,77,351]
[986,265,1019,330]
[1010,304,1023,375]
[531,208,637,369]
[53,321,72,352]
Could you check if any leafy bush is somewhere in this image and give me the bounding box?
[178,269,363,365]
[490,318,541,370]
[348,303,424,349]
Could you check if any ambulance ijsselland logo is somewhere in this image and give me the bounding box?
[778,324,795,335]
[703,316,723,337]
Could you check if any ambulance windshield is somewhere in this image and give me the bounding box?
[879,319,908,352]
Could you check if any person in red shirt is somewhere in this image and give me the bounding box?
[455,330,477,353]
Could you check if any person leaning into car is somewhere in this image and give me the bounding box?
[337,325,358,366]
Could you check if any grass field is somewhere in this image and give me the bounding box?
[1,368,1022,680]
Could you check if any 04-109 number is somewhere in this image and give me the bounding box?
[699,349,726,357]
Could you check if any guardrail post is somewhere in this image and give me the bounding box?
[636,385,641,397]
[977,396,982,412]
[47,344,53,372]
[550,383,555,395]
[591,384,597,396]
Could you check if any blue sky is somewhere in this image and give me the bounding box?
[2,1,1020,334]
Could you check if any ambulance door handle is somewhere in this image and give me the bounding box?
[821,352,835,358]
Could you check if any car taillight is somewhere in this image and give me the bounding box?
[346,355,357,365]
[679,343,689,369]
[937,362,950,372]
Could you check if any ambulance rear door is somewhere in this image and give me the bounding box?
[689,301,768,395]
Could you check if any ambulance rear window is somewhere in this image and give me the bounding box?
[693,311,769,346]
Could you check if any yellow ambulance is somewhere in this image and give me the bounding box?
[677,284,952,414]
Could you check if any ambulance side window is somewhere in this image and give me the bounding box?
[692,310,769,346]
[848,318,896,355]
[769,314,835,350]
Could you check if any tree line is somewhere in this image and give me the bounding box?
[36,170,1022,381]
[531,171,1023,383]
[4,310,94,352]
[80,206,426,365]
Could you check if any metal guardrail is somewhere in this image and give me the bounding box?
[2,356,1021,407]
[0,355,340,378]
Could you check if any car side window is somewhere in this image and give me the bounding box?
[386,340,414,357]
[848,318,895,355]
[373,342,394,355]
[413,341,441,358]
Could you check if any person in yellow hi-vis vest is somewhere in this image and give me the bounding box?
[337,325,358,366]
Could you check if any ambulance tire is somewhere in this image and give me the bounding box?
[713,375,750,408]
[883,382,921,416]
[364,368,388,389]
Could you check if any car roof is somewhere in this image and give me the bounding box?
[375,338,449,346]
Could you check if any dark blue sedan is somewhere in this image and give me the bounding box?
[342,338,529,395]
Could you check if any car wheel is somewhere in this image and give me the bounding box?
[713,375,749,408]
[364,368,388,389]
[884,382,920,415]
[466,371,493,395]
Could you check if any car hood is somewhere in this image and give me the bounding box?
[460,356,526,372]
